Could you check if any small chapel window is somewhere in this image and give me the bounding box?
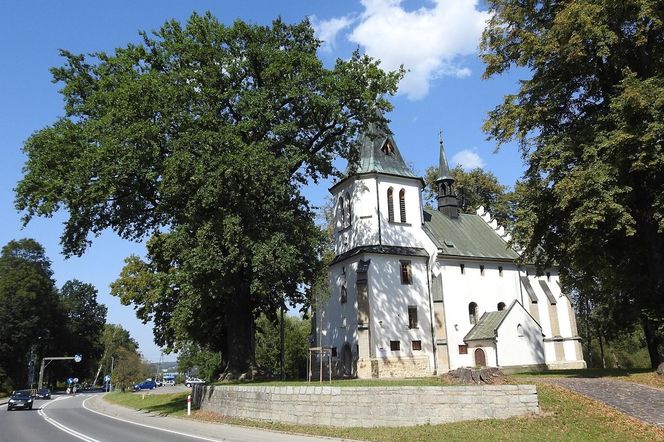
[390,340,400,351]
[546,272,551,281]
[517,324,525,337]
[340,284,347,304]
[480,265,485,276]
[497,302,506,311]
[399,189,407,223]
[458,345,468,354]
[498,266,503,276]
[408,305,418,329]
[381,139,394,155]
[412,340,422,351]
[387,187,395,222]
[345,191,352,227]
[400,261,412,284]
[331,347,338,357]
[469,302,478,324]
[339,196,345,229]
[460,264,465,274]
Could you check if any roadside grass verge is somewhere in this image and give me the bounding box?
[105,391,189,416]
[190,383,663,441]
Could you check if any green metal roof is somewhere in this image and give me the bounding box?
[423,209,519,260]
[346,122,418,179]
[464,310,508,341]
[330,245,429,266]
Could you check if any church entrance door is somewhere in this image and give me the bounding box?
[341,343,353,377]
[474,348,486,367]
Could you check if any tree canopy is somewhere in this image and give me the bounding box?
[16,12,402,377]
[481,0,664,366]
[0,239,60,389]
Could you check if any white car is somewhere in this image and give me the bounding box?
[185,378,205,387]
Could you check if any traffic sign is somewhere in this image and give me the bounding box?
[73,354,82,363]
[104,375,111,382]
[73,377,79,383]
[67,378,73,384]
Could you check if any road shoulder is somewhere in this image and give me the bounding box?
[84,394,352,442]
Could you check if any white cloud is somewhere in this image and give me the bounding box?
[310,15,354,52]
[336,0,490,99]
[452,149,484,169]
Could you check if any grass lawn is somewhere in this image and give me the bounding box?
[104,391,190,417]
[104,378,664,441]
[513,368,664,389]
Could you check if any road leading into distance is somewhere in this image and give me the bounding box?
[0,393,355,442]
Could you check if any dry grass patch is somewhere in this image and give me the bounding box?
[614,372,664,389]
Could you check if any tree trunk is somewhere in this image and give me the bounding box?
[597,332,606,369]
[223,277,256,378]
[642,316,663,369]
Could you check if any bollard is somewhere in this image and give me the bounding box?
[187,394,191,416]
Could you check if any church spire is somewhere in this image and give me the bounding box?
[435,131,458,218]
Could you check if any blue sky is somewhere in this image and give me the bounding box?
[0,0,525,362]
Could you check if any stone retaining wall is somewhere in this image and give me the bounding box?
[194,384,539,427]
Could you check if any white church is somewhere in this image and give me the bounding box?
[317,120,586,378]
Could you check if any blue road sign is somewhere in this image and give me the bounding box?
[67,378,73,384]
[104,375,111,383]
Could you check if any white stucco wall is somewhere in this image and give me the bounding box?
[438,259,524,370]
[367,254,432,366]
[496,304,545,367]
[321,253,435,375]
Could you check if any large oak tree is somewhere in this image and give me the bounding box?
[481,0,664,367]
[16,13,401,377]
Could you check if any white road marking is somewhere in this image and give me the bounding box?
[82,395,222,442]
[39,396,101,442]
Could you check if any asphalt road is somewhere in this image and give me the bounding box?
[0,393,354,442]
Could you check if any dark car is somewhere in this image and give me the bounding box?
[133,380,157,391]
[35,388,51,400]
[7,390,34,410]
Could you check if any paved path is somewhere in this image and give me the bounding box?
[539,377,664,426]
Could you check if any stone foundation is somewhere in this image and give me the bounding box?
[194,384,539,427]
[356,356,431,378]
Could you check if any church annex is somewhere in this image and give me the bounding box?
[317,120,586,378]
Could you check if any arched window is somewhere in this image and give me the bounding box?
[468,302,478,324]
[399,188,406,223]
[517,324,524,337]
[497,302,506,311]
[339,196,345,228]
[345,192,352,226]
[387,187,395,222]
[340,283,347,304]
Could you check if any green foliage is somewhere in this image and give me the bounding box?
[424,165,514,226]
[0,239,61,389]
[176,342,222,382]
[481,0,664,366]
[58,280,107,381]
[16,12,402,376]
[255,313,311,379]
[112,347,152,392]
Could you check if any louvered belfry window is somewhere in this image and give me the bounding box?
[399,188,406,222]
[387,187,395,222]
